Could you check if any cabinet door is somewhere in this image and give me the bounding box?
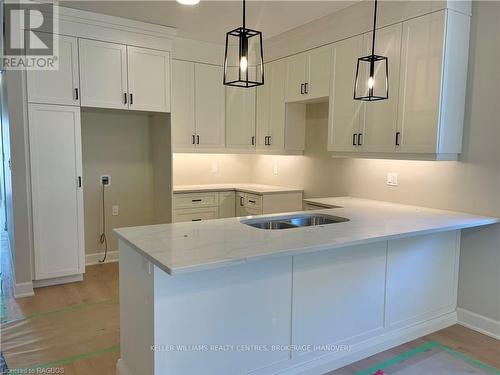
[255,65,271,149]
[226,86,256,149]
[328,35,364,152]
[28,104,84,280]
[195,64,225,149]
[127,47,171,113]
[306,45,332,99]
[218,191,236,218]
[79,39,128,110]
[285,53,307,102]
[361,23,402,153]
[27,35,79,106]
[267,60,286,151]
[397,12,445,154]
[172,60,196,150]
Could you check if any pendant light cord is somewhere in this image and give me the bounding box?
[98,183,108,263]
[371,0,378,57]
[242,0,246,30]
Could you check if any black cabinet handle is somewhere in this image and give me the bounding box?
[251,136,255,146]
[304,82,309,94]
[191,219,202,222]
[352,133,358,146]
[77,176,82,188]
[264,136,268,146]
[130,93,133,105]
[268,136,272,146]
[196,135,200,144]
[240,196,245,206]
[191,199,202,202]
[358,133,363,146]
[395,132,401,146]
[248,200,256,204]
[124,93,127,104]
[74,88,79,100]
[300,83,304,95]
[192,135,196,144]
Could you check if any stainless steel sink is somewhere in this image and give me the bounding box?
[241,213,349,230]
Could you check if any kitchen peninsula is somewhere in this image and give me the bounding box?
[115,197,498,375]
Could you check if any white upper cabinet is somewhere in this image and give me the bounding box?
[172,60,196,150]
[27,35,80,106]
[285,54,307,103]
[306,46,332,100]
[172,61,225,151]
[286,46,331,103]
[127,47,171,113]
[226,86,256,150]
[256,60,287,151]
[361,23,402,153]
[329,10,470,159]
[396,12,445,154]
[194,64,226,149]
[79,39,128,110]
[328,34,364,152]
[79,39,171,113]
[28,104,84,280]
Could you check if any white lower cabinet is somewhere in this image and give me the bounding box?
[174,190,303,222]
[28,104,84,280]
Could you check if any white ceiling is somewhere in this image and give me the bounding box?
[59,1,356,44]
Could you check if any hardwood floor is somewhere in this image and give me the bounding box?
[1,242,499,374]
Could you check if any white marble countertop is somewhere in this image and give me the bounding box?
[114,197,499,276]
[173,183,303,195]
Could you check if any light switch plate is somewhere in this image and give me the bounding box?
[273,164,279,175]
[112,205,119,216]
[387,172,398,186]
[211,163,218,173]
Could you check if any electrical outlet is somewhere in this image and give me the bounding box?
[211,163,218,174]
[387,172,398,186]
[273,164,279,175]
[112,205,119,216]
[100,175,111,186]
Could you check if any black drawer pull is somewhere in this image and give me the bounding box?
[395,131,401,146]
[248,200,256,204]
[358,133,363,146]
[191,199,202,202]
[191,219,202,222]
[353,133,358,146]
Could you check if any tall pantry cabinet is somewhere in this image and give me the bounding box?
[24,15,173,285]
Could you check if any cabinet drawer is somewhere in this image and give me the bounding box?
[172,207,219,223]
[173,192,218,209]
[245,193,262,210]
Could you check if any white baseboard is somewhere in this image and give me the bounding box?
[457,308,500,340]
[86,250,119,266]
[116,359,132,375]
[34,274,83,288]
[14,281,34,298]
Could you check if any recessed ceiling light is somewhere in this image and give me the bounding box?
[176,0,200,5]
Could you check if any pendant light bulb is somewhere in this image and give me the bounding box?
[367,76,375,89]
[240,56,248,72]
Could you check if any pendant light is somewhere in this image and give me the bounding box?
[223,0,264,88]
[353,0,388,101]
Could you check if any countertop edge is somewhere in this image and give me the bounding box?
[114,217,499,276]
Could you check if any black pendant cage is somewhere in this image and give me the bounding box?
[353,54,389,101]
[223,27,264,88]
